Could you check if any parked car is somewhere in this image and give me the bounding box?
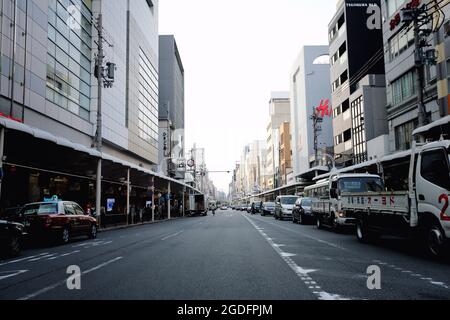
[261,202,275,216]
[220,205,228,210]
[246,205,252,213]
[274,196,299,220]
[17,201,98,244]
[292,197,314,224]
[0,219,25,257]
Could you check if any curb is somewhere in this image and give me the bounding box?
[98,217,186,233]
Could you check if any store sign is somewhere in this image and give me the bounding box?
[316,99,332,118]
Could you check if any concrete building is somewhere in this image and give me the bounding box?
[328,0,388,166]
[290,46,334,180]
[158,35,185,179]
[381,0,449,152]
[265,92,290,190]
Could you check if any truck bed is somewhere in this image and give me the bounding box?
[341,191,410,215]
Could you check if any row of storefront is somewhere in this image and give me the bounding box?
[0,117,202,229]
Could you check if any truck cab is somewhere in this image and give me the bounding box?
[413,140,450,255]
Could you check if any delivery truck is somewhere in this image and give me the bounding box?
[340,118,450,257]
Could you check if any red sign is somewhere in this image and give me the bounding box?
[316,99,332,118]
[390,0,421,31]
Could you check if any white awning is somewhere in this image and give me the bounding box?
[412,115,450,136]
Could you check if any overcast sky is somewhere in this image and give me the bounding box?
[159,0,337,193]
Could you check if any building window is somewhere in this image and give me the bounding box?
[388,28,414,62]
[46,0,92,121]
[351,96,367,164]
[391,70,416,106]
[138,48,159,147]
[395,119,418,151]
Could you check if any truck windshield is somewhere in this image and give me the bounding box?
[338,177,384,193]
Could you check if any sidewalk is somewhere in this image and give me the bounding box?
[98,216,186,233]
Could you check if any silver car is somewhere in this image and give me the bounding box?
[274,196,299,220]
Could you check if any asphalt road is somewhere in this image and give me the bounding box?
[0,210,449,300]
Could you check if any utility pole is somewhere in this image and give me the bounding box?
[310,107,323,167]
[95,13,104,228]
[400,2,437,127]
[413,13,430,127]
[94,13,115,228]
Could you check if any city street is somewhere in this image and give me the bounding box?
[1,210,449,300]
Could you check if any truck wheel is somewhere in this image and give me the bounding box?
[316,217,323,229]
[332,215,340,233]
[426,222,447,258]
[356,220,376,243]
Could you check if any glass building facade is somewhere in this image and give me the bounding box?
[46,0,92,121]
[138,47,159,147]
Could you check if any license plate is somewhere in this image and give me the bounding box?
[24,221,31,227]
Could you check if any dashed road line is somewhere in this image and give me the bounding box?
[243,214,351,300]
[373,259,450,291]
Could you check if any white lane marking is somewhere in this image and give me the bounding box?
[161,230,184,241]
[374,260,450,291]
[0,270,28,281]
[18,257,123,300]
[251,215,349,251]
[243,214,351,300]
[47,250,81,260]
[28,254,55,262]
[0,253,50,266]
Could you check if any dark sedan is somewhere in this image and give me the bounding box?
[0,219,25,257]
[292,197,314,225]
[261,202,275,216]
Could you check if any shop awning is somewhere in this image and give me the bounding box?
[0,116,202,194]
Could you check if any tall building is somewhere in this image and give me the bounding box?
[158,35,185,179]
[290,46,334,180]
[328,0,388,166]
[0,0,169,211]
[381,0,449,152]
[265,92,290,190]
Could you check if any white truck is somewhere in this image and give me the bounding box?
[305,174,385,231]
[188,193,208,216]
[341,136,450,257]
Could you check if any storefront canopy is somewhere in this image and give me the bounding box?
[0,117,201,195]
